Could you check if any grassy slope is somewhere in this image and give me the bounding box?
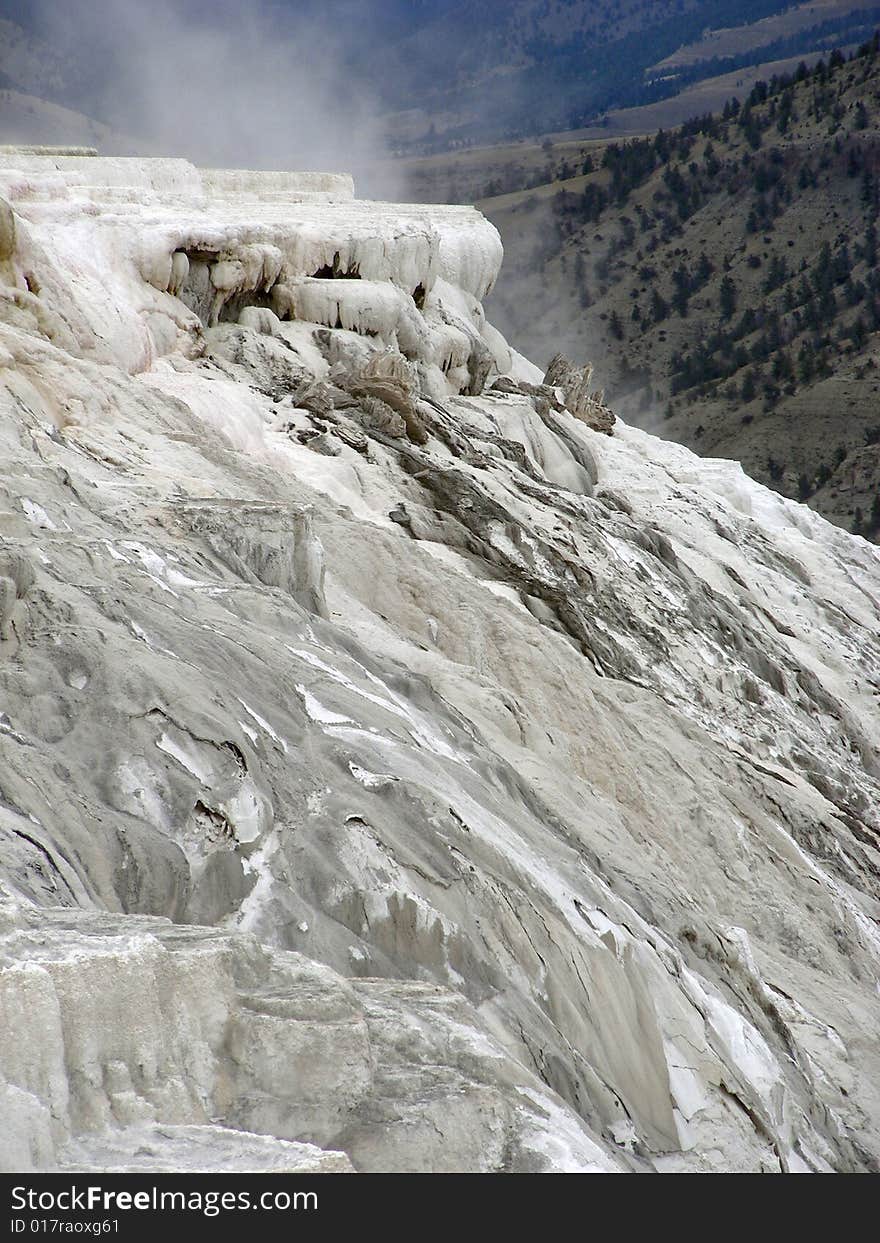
[650,0,868,71]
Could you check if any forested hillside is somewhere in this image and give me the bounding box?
[482,36,880,537]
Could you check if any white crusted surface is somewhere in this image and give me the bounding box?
[0,151,878,1176]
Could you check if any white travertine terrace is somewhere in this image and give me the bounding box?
[0,153,504,383]
[0,150,879,1175]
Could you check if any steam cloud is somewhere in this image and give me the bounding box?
[13,0,406,197]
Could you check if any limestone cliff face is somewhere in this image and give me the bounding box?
[0,151,879,1174]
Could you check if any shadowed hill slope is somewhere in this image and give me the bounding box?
[476,37,880,538]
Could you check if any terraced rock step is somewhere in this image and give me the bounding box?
[0,150,877,1173]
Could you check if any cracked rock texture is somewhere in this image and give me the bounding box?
[0,152,878,1173]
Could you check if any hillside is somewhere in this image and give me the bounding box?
[355,0,880,151]
[0,88,140,151]
[474,36,880,539]
[4,1,880,156]
[650,0,872,73]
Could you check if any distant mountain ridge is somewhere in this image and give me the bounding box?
[3,1,880,152]
[351,0,880,150]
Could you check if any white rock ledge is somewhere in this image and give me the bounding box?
[0,150,878,1174]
